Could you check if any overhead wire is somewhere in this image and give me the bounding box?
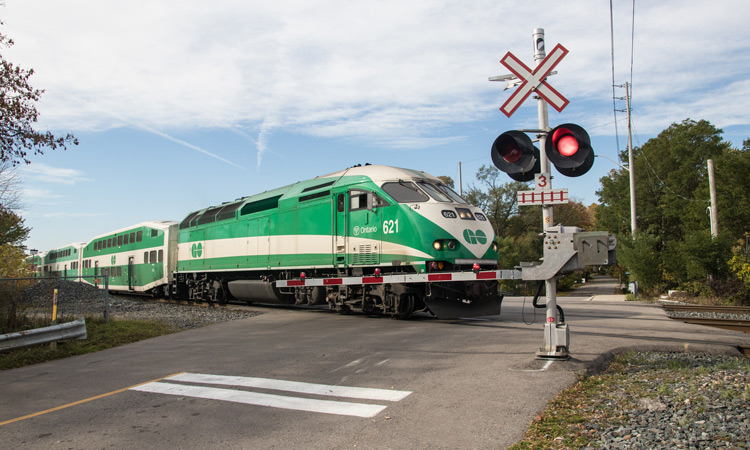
[609,0,621,158]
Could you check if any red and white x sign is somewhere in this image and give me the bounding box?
[499,43,569,118]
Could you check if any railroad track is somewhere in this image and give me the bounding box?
[662,303,750,334]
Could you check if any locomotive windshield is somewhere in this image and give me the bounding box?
[382,181,429,202]
[382,180,469,204]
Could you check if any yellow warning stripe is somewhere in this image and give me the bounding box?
[0,372,185,427]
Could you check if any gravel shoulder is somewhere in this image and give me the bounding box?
[20,279,262,330]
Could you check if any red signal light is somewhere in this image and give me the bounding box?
[500,141,522,163]
[545,123,595,177]
[491,130,540,182]
[551,127,580,157]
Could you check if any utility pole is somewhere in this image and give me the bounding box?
[708,159,718,237]
[458,161,463,196]
[625,82,636,237]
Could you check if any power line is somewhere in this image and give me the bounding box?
[609,0,621,157]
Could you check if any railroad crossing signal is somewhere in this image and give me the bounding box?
[496,43,570,117]
[491,124,595,180]
[545,124,595,177]
[490,131,540,182]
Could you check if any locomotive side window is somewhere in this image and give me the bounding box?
[337,194,345,213]
[382,181,429,203]
[349,190,388,211]
[349,190,368,211]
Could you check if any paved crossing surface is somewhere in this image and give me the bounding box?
[1,278,748,449]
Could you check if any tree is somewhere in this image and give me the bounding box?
[0,207,29,246]
[463,165,534,237]
[1,20,77,166]
[596,119,750,297]
[0,160,21,210]
[553,200,595,231]
[437,175,455,189]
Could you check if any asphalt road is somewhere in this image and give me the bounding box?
[2,279,748,449]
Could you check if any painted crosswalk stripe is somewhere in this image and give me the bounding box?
[132,382,388,418]
[130,373,412,418]
[165,372,412,401]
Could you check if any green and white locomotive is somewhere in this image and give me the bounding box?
[173,165,503,318]
[32,165,507,319]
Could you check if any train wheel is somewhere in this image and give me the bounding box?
[216,287,228,305]
[391,294,414,320]
[338,304,351,315]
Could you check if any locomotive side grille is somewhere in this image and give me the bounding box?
[352,244,377,265]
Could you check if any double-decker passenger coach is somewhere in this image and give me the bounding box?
[81,221,178,296]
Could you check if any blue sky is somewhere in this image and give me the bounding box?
[3,0,750,252]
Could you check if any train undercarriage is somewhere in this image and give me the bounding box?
[170,268,503,319]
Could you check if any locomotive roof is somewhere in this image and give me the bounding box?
[181,164,443,221]
[315,164,439,183]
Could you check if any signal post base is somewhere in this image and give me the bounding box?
[536,323,570,360]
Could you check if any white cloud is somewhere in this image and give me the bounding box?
[20,188,61,201]
[3,0,750,151]
[21,164,89,185]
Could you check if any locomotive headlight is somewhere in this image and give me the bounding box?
[447,240,456,250]
[433,240,442,250]
[492,242,498,252]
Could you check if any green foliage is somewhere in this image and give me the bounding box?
[616,233,664,295]
[0,244,33,331]
[437,175,454,188]
[464,165,534,237]
[0,207,30,246]
[596,119,750,301]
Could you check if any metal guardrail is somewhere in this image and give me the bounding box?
[0,317,88,352]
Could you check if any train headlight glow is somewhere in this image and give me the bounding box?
[492,242,498,252]
[433,241,442,250]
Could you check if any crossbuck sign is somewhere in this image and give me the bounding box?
[499,43,570,117]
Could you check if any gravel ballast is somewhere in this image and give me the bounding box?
[584,351,750,450]
[20,279,261,330]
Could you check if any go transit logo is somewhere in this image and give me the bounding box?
[463,229,487,245]
[191,243,203,258]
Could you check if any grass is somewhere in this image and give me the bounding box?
[0,316,178,370]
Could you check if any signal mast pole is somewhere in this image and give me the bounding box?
[532,28,566,359]
[534,28,553,231]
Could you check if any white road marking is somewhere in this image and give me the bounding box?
[132,382,387,418]
[130,372,412,418]
[166,372,411,401]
